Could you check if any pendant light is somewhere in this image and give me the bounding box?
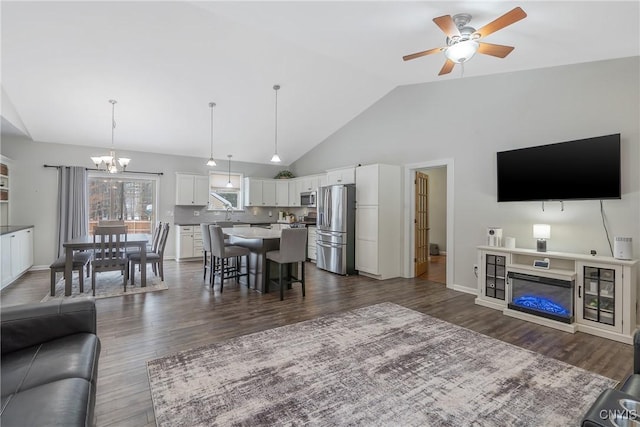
[226,155,233,188]
[270,84,281,163]
[91,99,130,173]
[206,102,217,166]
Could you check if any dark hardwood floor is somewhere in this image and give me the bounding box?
[2,259,632,426]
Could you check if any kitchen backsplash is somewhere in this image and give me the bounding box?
[173,205,310,225]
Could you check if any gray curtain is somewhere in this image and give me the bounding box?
[56,166,88,258]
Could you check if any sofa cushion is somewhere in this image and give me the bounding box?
[1,333,100,398]
[620,374,640,398]
[0,378,92,427]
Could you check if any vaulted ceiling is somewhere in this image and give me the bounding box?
[2,1,638,165]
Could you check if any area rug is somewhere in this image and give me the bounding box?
[146,302,616,426]
[42,270,168,301]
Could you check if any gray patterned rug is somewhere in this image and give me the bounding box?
[42,269,168,301]
[146,302,616,426]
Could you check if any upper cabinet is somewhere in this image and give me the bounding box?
[275,180,289,207]
[244,178,277,207]
[0,161,8,226]
[176,173,209,205]
[288,178,301,207]
[326,166,356,185]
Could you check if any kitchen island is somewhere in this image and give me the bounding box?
[222,227,281,292]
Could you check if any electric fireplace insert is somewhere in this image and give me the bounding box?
[508,272,574,323]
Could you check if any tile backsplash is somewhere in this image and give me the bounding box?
[173,205,309,225]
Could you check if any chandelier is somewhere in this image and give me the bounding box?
[91,99,130,173]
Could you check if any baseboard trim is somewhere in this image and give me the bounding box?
[453,284,475,295]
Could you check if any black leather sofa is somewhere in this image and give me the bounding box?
[582,331,640,426]
[1,298,101,426]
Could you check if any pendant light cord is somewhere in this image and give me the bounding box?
[110,99,117,149]
[274,85,279,155]
[209,102,215,157]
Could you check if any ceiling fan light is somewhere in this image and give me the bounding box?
[444,39,479,63]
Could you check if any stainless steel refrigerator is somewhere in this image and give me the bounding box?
[316,184,357,275]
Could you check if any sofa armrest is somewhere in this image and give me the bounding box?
[1,298,97,355]
[634,330,640,375]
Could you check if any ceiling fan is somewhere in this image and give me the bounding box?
[403,7,527,76]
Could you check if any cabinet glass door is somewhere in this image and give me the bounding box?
[486,254,506,300]
[583,266,615,326]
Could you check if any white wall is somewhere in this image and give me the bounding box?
[291,57,640,292]
[0,137,283,267]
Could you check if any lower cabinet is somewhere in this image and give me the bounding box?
[175,225,203,261]
[1,227,34,289]
[476,251,509,309]
[307,226,317,261]
[575,262,623,334]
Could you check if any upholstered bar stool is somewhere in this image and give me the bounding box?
[201,223,214,283]
[265,228,307,301]
[209,225,250,292]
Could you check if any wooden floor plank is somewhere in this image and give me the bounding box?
[2,258,632,426]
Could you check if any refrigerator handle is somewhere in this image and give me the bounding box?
[327,187,332,227]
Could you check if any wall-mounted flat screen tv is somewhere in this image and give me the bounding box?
[497,134,621,202]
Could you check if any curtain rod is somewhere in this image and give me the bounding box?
[44,164,163,176]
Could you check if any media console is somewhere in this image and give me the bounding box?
[475,246,638,343]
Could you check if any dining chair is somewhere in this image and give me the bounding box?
[265,228,307,300]
[91,225,129,295]
[98,219,125,226]
[49,251,92,296]
[129,223,170,286]
[127,221,163,276]
[209,225,249,292]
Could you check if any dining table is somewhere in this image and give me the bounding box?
[62,233,149,296]
[221,227,282,292]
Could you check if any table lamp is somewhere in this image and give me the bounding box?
[533,224,551,252]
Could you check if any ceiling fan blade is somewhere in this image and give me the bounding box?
[402,47,443,61]
[438,59,455,76]
[477,42,515,58]
[473,7,527,39]
[433,15,460,38]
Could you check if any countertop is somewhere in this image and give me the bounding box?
[0,225,34,236]
[175,220,317,226]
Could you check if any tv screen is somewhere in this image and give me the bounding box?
[497,134,621,202]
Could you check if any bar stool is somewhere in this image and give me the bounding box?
[209,225,250,292]
[265,228,307,300]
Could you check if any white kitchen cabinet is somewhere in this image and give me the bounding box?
[288,178,301,207]
[244,178,277,207]
[175,225,203,260]
[176,173,209,205]
[1,227,34,289]
[317,174,328,190]
[326,167,356,185]
[355,164,402,280]
[307,226,317,261]
[275,180,289,207]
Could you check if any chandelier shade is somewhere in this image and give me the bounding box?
[90,99,130,173]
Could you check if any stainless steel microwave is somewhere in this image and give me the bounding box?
[301,191,316,207]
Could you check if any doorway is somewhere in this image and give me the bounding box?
[403,159,453,288]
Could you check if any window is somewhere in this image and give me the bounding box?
[208,172,243,210]
[88,173,157,234]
